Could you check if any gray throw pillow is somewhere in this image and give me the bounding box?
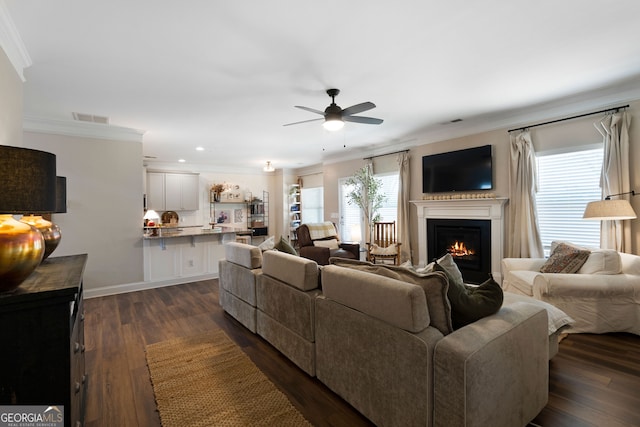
[274,236,298,255]
[433,257,503,329]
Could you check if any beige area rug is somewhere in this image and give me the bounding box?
[146,329,312,427]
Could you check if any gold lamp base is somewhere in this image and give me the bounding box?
[20,215,62,260]
[0,215,45,292]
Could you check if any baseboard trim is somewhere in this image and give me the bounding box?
[84,273,218,299]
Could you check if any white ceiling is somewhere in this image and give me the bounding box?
[5,0,640,172]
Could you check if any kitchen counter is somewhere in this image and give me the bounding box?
[143,225,252,239]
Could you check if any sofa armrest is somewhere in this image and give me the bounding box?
[533,273,638,299]
[502,257,546,274]
[299,245,330,265]
[339,242,360,259]
[433,302,548,427]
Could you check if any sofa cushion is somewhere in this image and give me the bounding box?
[314,238,339,250]
[262,250,319,291]
[329,258,453,335]
[322,265,430,333]
[433,254,503,329]
[578,249,622,275]
[274,236,298,255]
[540,242,590,273]
[506,270,540,296]
[224,241,262,269]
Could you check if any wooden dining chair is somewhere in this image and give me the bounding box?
[367,221,401,265]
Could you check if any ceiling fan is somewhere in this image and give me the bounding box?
[284,88,383,131]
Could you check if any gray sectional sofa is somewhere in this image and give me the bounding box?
[218,242,263,332]
[218,242,550,427]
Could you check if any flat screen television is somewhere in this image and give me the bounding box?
[422,145,493,193]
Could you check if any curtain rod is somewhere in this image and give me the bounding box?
[507,104,629,133]
[363,149,409,160]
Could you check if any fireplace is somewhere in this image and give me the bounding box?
[411,197,508,283]
[427,219,491,284]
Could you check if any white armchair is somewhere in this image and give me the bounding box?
[502,250,640,335]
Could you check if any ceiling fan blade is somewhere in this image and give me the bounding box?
[342,101,376,116]
[343,115,384,125]
[283,117,324,127]
[294,106,325,115]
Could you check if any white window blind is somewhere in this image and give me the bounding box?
[301,187,323,224]
[377,172,399,223]
[536,147,603,254]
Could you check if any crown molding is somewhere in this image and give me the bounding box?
[0,1,32,82]
[23,115,146,143]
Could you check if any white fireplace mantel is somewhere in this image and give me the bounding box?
[411,198,508,282]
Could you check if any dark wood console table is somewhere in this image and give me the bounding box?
[0,254,88,427]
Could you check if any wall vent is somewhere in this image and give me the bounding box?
[72,112,110,124]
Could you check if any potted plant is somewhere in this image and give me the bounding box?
[211,183,225,202]
[345,166,386,244]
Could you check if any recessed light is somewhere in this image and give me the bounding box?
[196,147,204,151]
[178,159,186,163]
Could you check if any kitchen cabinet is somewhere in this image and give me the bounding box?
[147,172,199,211]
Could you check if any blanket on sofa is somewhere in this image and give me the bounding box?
[306,222,338,240]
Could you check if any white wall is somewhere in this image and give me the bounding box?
[0,47,23,146]
[322,101,640,259]
[24,131,145,290]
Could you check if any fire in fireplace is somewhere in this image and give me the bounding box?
[448,240,475,258]
[427,219,491,284]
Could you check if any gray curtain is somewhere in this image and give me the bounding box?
[508,130,544,258]
[397,152,411,263]
[595,111,632,252]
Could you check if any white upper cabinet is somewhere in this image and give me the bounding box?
[147,172,199,211]
[147,172,166,211]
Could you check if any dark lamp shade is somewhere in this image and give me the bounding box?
[56,176,67,213]
[0,145,57,213]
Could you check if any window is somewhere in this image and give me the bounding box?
[339,178,360,242]
[376,172,399,223]
[300,187,323,224]
[536,147,603,254]
[338,172,399,243]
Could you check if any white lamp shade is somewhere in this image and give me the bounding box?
[144,209,160,221]
[350,224,362,243]
[583,199,637,220]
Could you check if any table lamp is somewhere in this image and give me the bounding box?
[0,145,57,291]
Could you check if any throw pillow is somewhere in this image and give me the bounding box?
[540,242,591,273]
[433,256,503,329]
[399,260,434,274]
[258,235,275,251]
[274,236,298,255]
[314,238,339,250]
[329,257,453,335]
[435,253,464,288]
[577,249,622,275]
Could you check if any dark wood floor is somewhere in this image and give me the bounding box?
[83,280,640,427]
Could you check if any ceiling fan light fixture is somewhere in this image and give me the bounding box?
[263,161,275,172]
[323,117,344,131]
